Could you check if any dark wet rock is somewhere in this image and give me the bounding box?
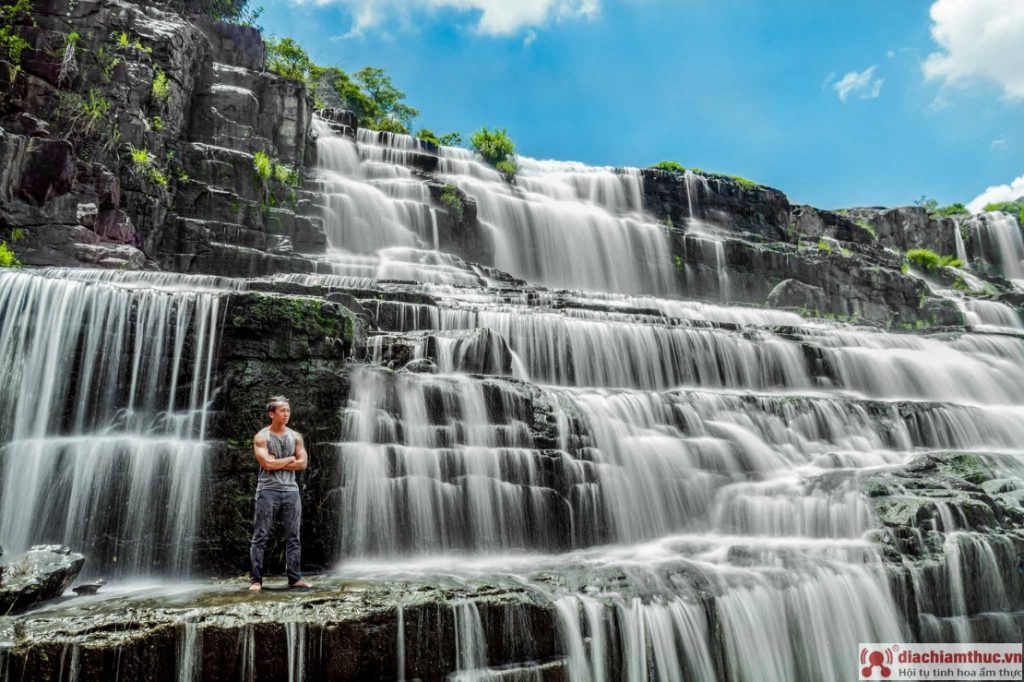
[642,168,791,241]
[72,579,106,596]
[846,206,960,255]
[0,579,563,682]
[17,138,76,205]
[0,545,85,614]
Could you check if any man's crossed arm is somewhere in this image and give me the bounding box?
[252,433,308,471]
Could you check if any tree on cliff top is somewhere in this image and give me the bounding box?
[263,39,420,134]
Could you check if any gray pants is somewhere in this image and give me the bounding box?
[250,488,302,584]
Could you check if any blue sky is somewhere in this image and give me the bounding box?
[261,0,1023,209]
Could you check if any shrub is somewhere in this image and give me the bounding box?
[495,158,518,182]
[0,0,32,78]
[149,167,168,187]
[0,241,20,268]
[439,183,463,220]
[654,160,686,173]
[817,238,832,255]
[82,89,109,125]
[471,127,517,180]
[417,129,462,147]
[149,115,164,132]
[906,248,963,272]
[152,68,171,100]
[273,162,300,186]
[470,127,515,165]
[933,202,969,217]
[253,151,272,181]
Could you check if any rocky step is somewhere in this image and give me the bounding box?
[0,582,561,682]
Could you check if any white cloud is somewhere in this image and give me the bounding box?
[321,0,600,37]
[833,66,885,102]
[523,29,537,46]
[967,173,1024,213]
[923,0,1024,100]
[991,135,1008,150]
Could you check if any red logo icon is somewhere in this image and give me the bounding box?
[861,647,893,678]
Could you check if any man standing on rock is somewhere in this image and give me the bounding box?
[249,396,313,591]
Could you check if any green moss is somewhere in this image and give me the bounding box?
[817,238,832,255]
[673,255,683,270]
[653,160,686,173]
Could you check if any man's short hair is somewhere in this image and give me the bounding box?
[266,396,290,413]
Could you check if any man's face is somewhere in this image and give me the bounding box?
[270,403,291,426]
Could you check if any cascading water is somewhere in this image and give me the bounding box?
[3,111,1022,681]
[315,118,1024,678]
[0,269,224,575]
[312,121,677,295]
[963,212,1024,281]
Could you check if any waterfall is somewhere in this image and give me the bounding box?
[320,117,1024,675]
[964,212,1024,280]
[312,119,677,295]
[0,269,224,575]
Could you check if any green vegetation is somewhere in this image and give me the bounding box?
[723,174,757,189]
[0,0,32,78]
[253,151,272,181]
[263,38,422,133]
[952,276,971,293]
[932,202,969,217]
[416,128,462,147]
[81,89,109,126]
[855,219,877,239]
[915,195,973,219]
[149,115,164,132]
[129,144,154,167]
[673,255,683,270]
[470,127,517,181]
[152,68,171,101]
[906,248,963,272]
[126,144,167,186]
[114,31,151,54]
[191,0,263,25]
[96,47,121,82]
[273,161,300,186]
[900,262,909,275]
[982,199,1024,224]
[439,183,463,220]
[0,241,20,268]
[817,238,832,255]
[654,160,686,173]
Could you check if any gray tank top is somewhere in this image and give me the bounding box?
[256,426,299,492]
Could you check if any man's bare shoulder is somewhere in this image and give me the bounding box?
[253,430,268,445]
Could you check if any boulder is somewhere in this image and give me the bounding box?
[0,545,85,614]
[766,278,825,311]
